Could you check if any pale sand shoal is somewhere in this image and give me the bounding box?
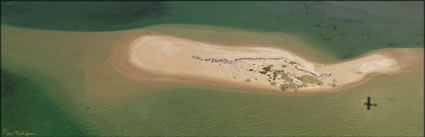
[110,31,423,93]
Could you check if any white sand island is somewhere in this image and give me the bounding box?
[111,32,422,93]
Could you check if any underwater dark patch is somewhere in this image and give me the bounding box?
[1,68,90,135]
[1,1,168,31]
[1,69,28,98]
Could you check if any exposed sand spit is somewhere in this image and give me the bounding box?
[110,31,423,93]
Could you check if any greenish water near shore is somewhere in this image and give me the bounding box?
[1,1,423,136]
[104,72,424,136]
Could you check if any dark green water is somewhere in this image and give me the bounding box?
[2,1,423,58]
[1,1,424,136]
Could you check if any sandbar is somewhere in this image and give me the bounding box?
[110,31,422,93]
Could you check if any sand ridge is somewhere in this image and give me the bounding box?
[110,31,422,93]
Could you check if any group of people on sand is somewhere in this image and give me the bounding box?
[192,55,290,65]
[192,55,234,64]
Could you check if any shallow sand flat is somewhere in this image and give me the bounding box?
[111,31,422,93]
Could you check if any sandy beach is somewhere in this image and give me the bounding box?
[110,31,423,93]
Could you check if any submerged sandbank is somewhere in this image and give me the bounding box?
[110,31,423,93]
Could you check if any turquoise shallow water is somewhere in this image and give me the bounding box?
[1,1,424,136]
